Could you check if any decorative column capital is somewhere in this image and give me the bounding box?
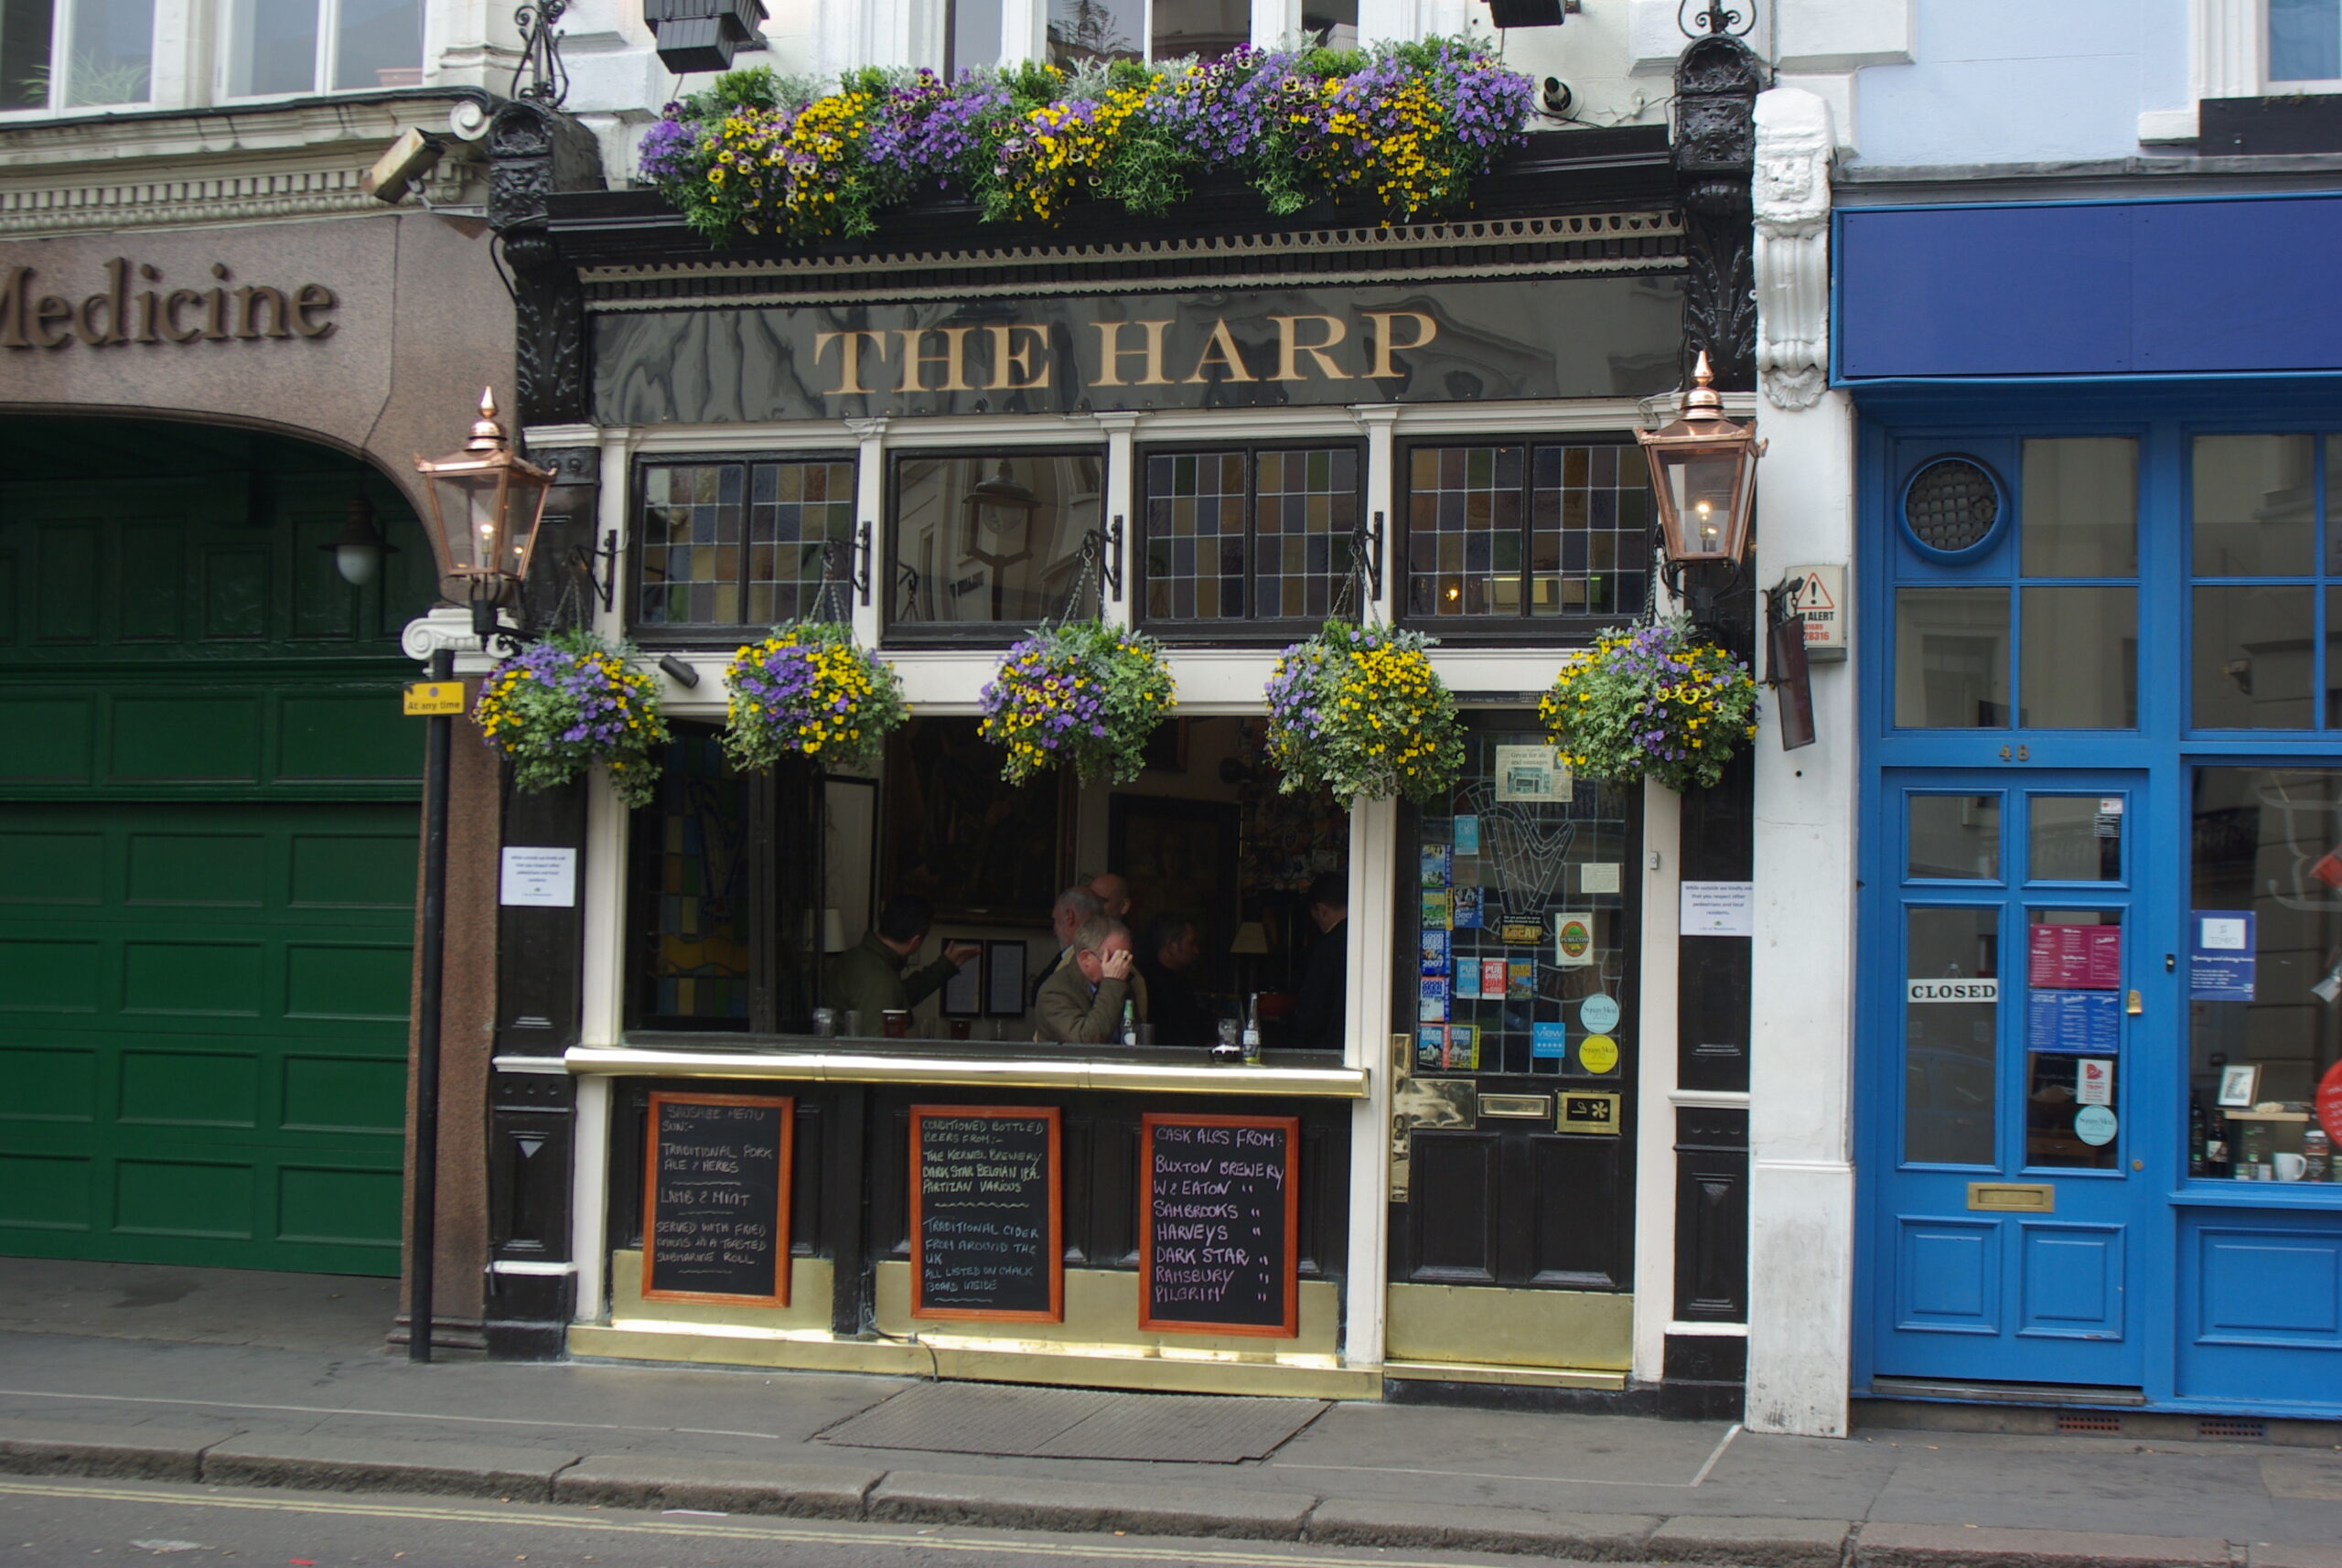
[1752,87,1835,413]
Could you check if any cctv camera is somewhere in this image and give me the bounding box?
[364,127,446,205]
[1541,77,1574,117]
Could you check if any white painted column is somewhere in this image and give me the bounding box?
[1745,86,1859,1439]
[1099,413,1139,632]
[999,0,1048,63]
[570,1073,612,1321]
[578,430,635,1054]
[1355,405,1398,624]
[1343,793,1399,1369]
[1629,778,1683,1386]
[848,419,888,650]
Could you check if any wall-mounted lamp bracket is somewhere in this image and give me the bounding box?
[569,528,618,614]
[1092,515,1125,603]
[1357,511,1385,603]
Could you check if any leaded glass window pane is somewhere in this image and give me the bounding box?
[639,459,855,628]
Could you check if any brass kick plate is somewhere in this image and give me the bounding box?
[1479,1093,1553,1119]
[1968,1182,2054,1212]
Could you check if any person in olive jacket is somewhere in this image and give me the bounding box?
[1036,916,1147,1044]
[828,895,978,1033]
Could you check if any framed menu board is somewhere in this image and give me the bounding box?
[641,1091,794,1306]
[908,1104,1062,1321]
[1139,1112,1299,1337]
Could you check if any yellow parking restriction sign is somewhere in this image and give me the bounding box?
[403,681,466,716]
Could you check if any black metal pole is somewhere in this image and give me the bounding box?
[409,645,453,1363]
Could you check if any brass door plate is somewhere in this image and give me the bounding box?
[1967,1182,2054,1212]
[1479,1093,1553,1119]
[1391,1078,1477,1201]
[1558,1091,1620,1134]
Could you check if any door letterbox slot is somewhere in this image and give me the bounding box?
[1967,1182,2054,1212]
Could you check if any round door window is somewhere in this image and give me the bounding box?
[1901,456,2004,560]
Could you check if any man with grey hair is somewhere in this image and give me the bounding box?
[1036,916,1147,1044]
[1030,886,1104,1007]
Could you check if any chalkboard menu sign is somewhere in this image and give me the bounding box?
[641,1091,794,1306]
[909,1105,1062,1322]
[1140,1113,1300,1337]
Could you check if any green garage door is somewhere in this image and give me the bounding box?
[0,802,414,1273]
[0,425,435,1276]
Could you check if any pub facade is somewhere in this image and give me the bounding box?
[441,35,1767,1416]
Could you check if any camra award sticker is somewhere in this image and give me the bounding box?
[2075,1104,2117,1146]
[1579,993,1621,1034]
[1554,914,1595,968]
[1578,1034,1619,1074]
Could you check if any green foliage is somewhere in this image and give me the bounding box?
[721,619,908,773]
[1262,620,1466,806]
[979,619,1177,787]
[472,629,671,809]
[1537,620,1759,793]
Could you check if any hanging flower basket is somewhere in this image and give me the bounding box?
[722,618,908,773]
[1538,620,1759,793]
[979,618,1176,786]
[473,628,671,809]
[1262,619,1466,807]
[639,41,1534,247]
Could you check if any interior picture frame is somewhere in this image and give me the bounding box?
[2217,1062,2261,1109]
[940,937,985,1017]
[984,939,1028,1018]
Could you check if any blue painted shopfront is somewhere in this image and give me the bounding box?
[1842,192,2342,1414]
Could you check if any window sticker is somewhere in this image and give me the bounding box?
[2189,910,2256,1001]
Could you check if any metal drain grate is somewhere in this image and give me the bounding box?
[2056,1412,2122,1434]
[2197,1416,2266,1441]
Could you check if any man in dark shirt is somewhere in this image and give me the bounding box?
[1137,912,1211,1047]
[827,895,979,1032]
[1292,872,1348,1052]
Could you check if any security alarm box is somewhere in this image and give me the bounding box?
[1782,564,1847,662]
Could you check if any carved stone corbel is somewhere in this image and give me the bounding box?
[1752,88,1834,411]
[487,100,605,427]
[1672,33,1766,392]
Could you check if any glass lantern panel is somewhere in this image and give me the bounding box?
[1663,450,1744,556]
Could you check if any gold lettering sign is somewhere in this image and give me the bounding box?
[0,259,337,349]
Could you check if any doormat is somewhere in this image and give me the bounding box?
[817,1383,1328,1463]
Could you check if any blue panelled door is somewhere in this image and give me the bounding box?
[1874,770,2151,1390]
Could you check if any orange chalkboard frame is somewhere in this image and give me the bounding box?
[640,1090,795,1307]
[908,1103,1064,1323]
[1138,1112,1301,1337]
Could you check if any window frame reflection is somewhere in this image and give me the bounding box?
[2186,431,2342,735]
[887,446,1108,646]
[1902,902,2003,1169]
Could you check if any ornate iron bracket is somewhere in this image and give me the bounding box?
[1355,510,1385,604]
[1679,0,1754,38]
[819,524,874,619]
[512,0,571,107]
[569,528,618,614]
[1092,515,1125,603]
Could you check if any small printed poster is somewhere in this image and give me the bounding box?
[500,846,578,908]
[1681,880,1755,937]
[2026,922,2121,991]
[1455,816,1481,856]
[1453,886,1485,929]
[2025,990,2120,1054]
[1417,1026,1445,1069]
[1443,1025,1479,1070]
[1580,862,1622,896]
[1421,890,1453,930]
[1506,959,1536,1000]
[1554,913,1595,968]
[1420,929,1450,974]
[2189,910,2256,1001]
[1481,958,1510,996]
[1418,976,1451,1023]
[1500,919,1543,946]
[1456,956,1481,999]
[1532,1021,1569,1059]
[1494,745,1573,802]
[2077,1057,2114,1107]
[1421,845,1452,887]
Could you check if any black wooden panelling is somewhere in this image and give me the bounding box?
[1406,1131,1501,1283]
[497,776,587,1054]
[1672,1106,1748,1322]
[1529,1134,1625,1290]
[1677,744,1753,1092]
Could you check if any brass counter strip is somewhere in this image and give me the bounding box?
[563,1046,1370,1098]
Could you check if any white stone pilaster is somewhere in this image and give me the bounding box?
[1745,84,1858,1440]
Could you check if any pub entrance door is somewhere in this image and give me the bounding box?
[1867,771,2154,1392]
[1385,723,1638,1376]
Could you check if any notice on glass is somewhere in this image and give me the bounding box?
[2189,910,2256,1001]
[1455,816,1481,856]
[1532,1021,1569,1059]
[1681,880,1755,937]
[2025,990,2120,1054]
[2026,923,2121,991]
[2077,1058,2114,1106]
[1494,746,1573,802]
[1580,862,1622,896]
[500,846,577,908]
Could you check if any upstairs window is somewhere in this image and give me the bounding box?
[2,0,154,109]
[636,458,859,633]
[223,0,423,96]
[1138,444,1359,636]
[1044,0,1352,66]
[2270,0,2341,83]
[1399,440,1652,634]
[890,449,1101,640]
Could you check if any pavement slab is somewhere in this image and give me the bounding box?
[1305,1498,1662,1558]
[1646,1514,1853,1568]
[1855,1524,2233,1568]
[0,1417,232,1482]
